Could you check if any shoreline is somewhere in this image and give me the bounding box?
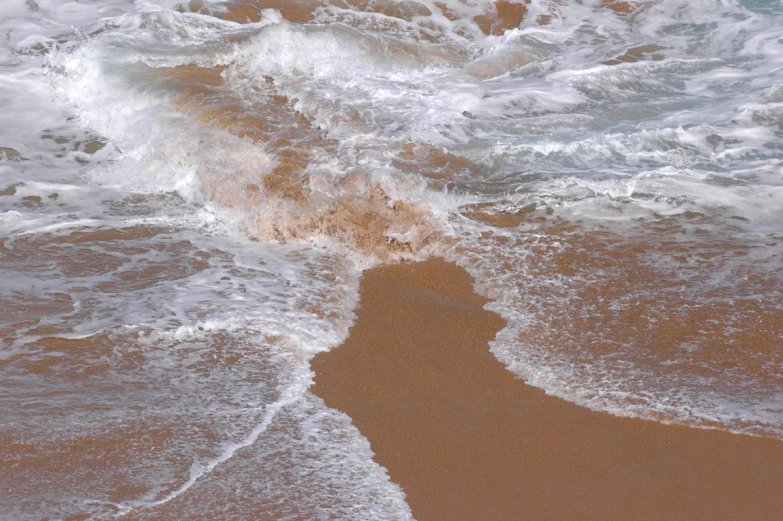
[310,258,783,521]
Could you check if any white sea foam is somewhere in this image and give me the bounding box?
[3,0,783,518]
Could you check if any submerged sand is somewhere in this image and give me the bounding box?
[310,258,783,521]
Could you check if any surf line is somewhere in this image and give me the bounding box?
[310,257,783,521]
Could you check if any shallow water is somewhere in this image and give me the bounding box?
[1,0,782,518]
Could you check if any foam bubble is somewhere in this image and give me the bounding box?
[5,0,783,518]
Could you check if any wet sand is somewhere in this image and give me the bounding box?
[310,258,783,521]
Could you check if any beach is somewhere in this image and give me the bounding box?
[312,258,783,521]
[3,0,783,518]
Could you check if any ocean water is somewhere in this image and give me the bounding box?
[1,0,782,518]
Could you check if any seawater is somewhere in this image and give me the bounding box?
[1,0,781,518]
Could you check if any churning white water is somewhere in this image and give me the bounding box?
[1,0,782,518]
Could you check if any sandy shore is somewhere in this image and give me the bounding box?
[310,258,783,521]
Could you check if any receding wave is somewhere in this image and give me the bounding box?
[3,0,783,517]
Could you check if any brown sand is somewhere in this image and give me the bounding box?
[310,258,783,521]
